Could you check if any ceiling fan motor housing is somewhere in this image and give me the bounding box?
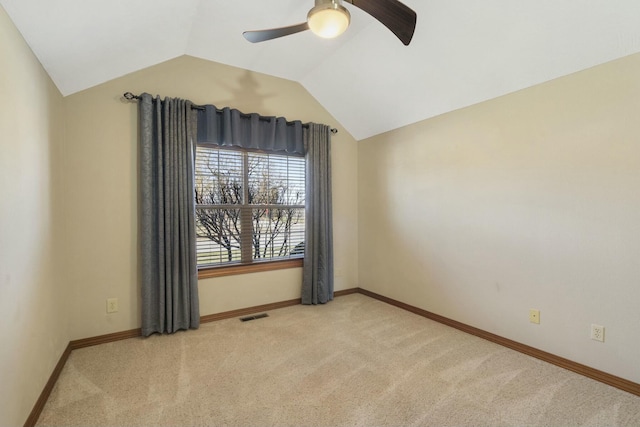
[314,0,344,6]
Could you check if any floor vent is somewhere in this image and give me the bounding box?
[240,313,269,322]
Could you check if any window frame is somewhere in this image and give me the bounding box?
[195,145,306,278]
[197,258,303,279]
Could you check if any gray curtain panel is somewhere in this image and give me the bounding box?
[196,105,305,155]
[302,123,334,304]
[139,93,200,336]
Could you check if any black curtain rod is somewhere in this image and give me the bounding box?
[123,92,338,134]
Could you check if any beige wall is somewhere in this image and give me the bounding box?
[358,53,640,383]
[62,55,359,340]
[0,6,69,426]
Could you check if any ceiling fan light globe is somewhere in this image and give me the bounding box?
[307,4,350,39]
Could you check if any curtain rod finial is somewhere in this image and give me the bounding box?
[123,92,139,101]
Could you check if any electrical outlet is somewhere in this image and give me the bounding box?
[106,298,118,313]
[591,324,605,342]
[529,309,540,324]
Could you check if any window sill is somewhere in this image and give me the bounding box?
[198,258,303,279]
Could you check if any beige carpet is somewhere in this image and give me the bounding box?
[36,294,640,426]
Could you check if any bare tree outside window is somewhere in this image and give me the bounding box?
[194,147,305,267]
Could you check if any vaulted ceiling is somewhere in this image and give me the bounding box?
[2,0,640,140]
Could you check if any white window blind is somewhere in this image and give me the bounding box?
[195,146,305,267]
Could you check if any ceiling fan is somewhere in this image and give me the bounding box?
[243,0,417,46]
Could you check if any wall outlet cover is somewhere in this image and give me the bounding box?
[107,298,119,313]
[591,324,605,342]
[529,309,540,324]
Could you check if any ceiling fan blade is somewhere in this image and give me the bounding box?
[345,0,416,45]
[243,22,310,43]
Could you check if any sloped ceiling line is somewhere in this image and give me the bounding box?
[2,0,640,140]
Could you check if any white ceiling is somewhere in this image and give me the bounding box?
[2,0,640,140]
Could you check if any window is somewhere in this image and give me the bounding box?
[195,146,305,269]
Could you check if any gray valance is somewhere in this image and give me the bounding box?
[196,105,305,155]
